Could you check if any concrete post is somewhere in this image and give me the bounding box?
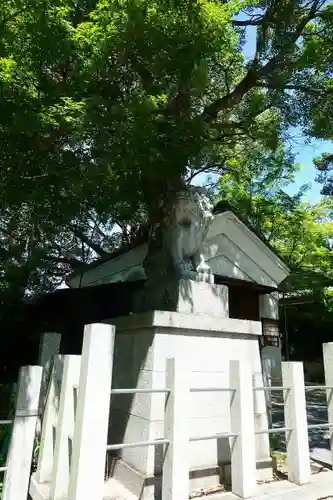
[322,343,333,466]
[253,371,271,461]
[38,333,62,367]
[38,333,62,420]
[35,356,63,484]
[282,362,310,485]
[2,365,43,500]
[230,360,257,499]
[261,357,273,428]
[162,357,190,500]
[51,356,81,500]
[68,323,115,500]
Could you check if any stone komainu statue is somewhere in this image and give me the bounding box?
[162,185,214,277]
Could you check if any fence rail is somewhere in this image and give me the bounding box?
[111,388,170,394]
[107,439,170,451]
[305,385,333,391]
[28,326,333,500]
[190,387,235,393]
[307,423,333,430]
[189,432,238,442]
[254,386,290,391]
[255,427,292,435]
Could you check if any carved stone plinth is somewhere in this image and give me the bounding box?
[133,278,229,317]
[107,311,272,500]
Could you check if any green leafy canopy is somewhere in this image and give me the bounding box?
[1,0,333,305]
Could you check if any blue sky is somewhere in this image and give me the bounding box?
[241,20,332,204]
[285,136,331,203]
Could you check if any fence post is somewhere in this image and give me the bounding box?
[67,323,115,500]
[261,358,273,428]
[35,356,63,484]
[229,360,257,499]
[162,357,190,500]
[2,365,43,500]
[51,355,81,499]
[282,362,310,485]
[322,343,333,466]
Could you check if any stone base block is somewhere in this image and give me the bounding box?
[221,458,273,487]
[112,457,221,500]
[133,278,228,317]
[111,457,273,499]
[108,310,270,499]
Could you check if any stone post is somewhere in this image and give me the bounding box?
[162,358,190,500]
[230,360,257,498]
[35,356,63,485]
[322,343,333,466]
[37,333,62,437]
[3,366,43,500]
[51,355,81,500]
[38,333,62,367]
[282,361,310,485]
[68,323,115,500]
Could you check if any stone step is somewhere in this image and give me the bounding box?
[104,478,138,500]
[30,474,137,500]
[204,471,333,500]
[310,447,332,467]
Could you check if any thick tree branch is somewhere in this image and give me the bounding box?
[252,1,279,68]
[202,0,324,121]
[232,18,262,27]
[256,0,324,77]
[70,226,110,258]
[202,70,257,121]
[186,165,228,183]
[86,213,109,236]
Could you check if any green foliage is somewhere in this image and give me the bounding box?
[217,146,333,361]
[270,437,285,454]
[0,0,333,307]
[1,0,333,215]
[0,206,124,314]
[218,146,333,276]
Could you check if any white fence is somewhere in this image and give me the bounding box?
[1,366,42,500]
[27,323,333,500]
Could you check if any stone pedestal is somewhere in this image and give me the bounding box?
[133,278,229,317]
[106,306,272,499]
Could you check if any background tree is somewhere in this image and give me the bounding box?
[2,0,333,212]
[1,0,333,307]
[217,145,333,363]
[218,146,333,277]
